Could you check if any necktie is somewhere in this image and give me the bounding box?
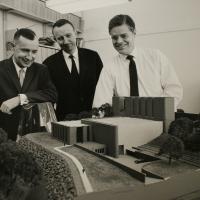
[127,55,139,96]
[69,55,79,76]
[68,55,80,114]
[19,68,25,86]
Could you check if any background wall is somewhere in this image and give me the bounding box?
[82,0,200,113]
[0,10,3,60]
[0,0,82,62]
[6,13,43,36]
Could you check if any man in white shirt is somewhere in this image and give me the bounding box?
[93,14,183,110]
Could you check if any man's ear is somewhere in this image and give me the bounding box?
[75,30,78,38]
[9,41,16,52]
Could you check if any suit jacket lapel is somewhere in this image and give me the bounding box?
[58,51,71,76]
[22,63,35,91]
[6,58,21,92]
[78,49,88,85]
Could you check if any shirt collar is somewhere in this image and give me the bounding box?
[62,47,78,59]
[119,48,137,60]
[12,57,27,74]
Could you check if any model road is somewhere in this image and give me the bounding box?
[54,146,93,193]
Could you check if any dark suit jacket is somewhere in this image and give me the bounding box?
[0,58,57,140]
[43,48,103,120]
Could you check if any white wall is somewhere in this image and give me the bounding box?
[0,11,47,61]
[7,13,43,37]
[83,0,200,113]
[0,10,4,60]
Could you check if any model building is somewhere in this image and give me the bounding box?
[52,96,174,157]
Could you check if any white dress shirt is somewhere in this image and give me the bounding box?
[13,58,29,105]
[93,48,183,110]
[62,48,80,73]
[13,59,28,78]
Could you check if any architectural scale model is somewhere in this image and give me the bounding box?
[52,96,174,157]
[17,97,200,199]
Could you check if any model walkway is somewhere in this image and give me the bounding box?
[54,146,93,193]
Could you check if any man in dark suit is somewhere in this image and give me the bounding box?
[43,19,103,121]
[0,28,57,141]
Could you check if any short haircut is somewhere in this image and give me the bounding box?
[14,28,36,41]
[108,14,135,33]
[52,19,75,32]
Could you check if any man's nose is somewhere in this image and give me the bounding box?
[63,36,69,44]
[26,51,35,59]
[116,36,123,43]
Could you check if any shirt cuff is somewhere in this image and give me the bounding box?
[18,94,29,105]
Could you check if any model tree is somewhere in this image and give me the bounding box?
[157,135,184,165]
[0,128,7,144]
[0,130,47,200]
[92,103,112,118]
[168,117,194,142]
[64,103,113,120]
[185,119,200,151]
[157,117,194,164]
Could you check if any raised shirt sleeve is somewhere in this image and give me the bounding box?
[159,50,183,110]
[92,66,115,108]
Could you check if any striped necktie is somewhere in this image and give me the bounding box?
[19,68,25,86]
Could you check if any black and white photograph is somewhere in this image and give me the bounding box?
[0,0,200,199]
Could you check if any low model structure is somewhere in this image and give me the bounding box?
[52,120,90,145]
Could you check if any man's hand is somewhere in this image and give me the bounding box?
[0,96,20,114]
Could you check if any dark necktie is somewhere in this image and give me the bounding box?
[127,55,139,96]
[68,55,80,114]
[69,55,79,77]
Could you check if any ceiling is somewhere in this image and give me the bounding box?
[46,0,132,14]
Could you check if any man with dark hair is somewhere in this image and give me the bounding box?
[0,28,57,140]
[108,14,136,34]
[43,19,103,121]
[93,14,183,110]
[14,28,36,41]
